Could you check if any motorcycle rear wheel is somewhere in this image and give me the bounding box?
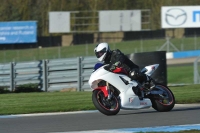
[92,89,120,115]
[149,84,175,112]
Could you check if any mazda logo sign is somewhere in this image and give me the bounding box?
[165,8,187,26]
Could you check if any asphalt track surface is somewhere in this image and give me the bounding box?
[0,104,200,133]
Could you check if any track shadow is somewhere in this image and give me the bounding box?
[118,109,158,116]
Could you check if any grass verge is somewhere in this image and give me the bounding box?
[171,84,200,103]
[0,92,94,115]
[167,65,193,84]
[0,84,200,115]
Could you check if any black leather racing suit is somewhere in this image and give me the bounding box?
[104,49,138,73]
[104,49,147,83]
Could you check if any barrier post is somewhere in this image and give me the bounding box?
[42,60,48,91]
[77,57,82,91]
[10,62,14,91]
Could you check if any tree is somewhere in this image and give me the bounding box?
[0,0,200,35]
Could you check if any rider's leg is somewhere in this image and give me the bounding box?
[129,68,150,100]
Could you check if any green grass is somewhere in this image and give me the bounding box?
[167,65,193,84]
[171,84,200,103]
[0,92,94,115]
[0,84,200,115]
[1,36,200,63]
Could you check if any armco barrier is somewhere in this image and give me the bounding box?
[1,50,199,92]
[0,56,98,92]
[45,58,79,91]
[0,63,12,87]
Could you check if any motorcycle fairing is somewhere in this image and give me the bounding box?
[144,64,159,76]
[89,66,137,92]
[89,65,152,109]
[120,91,152,109]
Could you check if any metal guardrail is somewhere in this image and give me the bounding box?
[0,63,11,87]
[0,56,97,92]
[1,55,199,91]
[194,56,200,84]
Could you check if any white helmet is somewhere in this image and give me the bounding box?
[94,42,110,62]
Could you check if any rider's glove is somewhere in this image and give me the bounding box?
[114,61,121,67]
[110,64,116,71]
[110,61,121,71]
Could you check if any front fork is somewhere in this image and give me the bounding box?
[106,82,112,100]
[93,82,112,99]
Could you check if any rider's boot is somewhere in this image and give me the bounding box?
[132,86,143,100]
[143,76,155,89]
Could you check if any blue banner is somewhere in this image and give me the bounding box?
[0,21,37,44]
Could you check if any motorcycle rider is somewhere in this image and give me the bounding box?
[94,42,150,100]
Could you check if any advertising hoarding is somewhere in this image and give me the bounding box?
[49,12,70,33]
[0,21,37,44]
[99,10,141,32]
[162,6,200,28]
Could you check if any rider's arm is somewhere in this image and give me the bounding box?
[110,49,139,71]
[110,49,124,66]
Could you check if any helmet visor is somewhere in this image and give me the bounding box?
[95,48,107,58]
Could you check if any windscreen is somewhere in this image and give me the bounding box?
[93,63,104,71]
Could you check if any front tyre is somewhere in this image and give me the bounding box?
[149,84,175,112]
[92,89,120,115]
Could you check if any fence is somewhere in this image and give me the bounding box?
[0,56,98,92]
[1,35,200,63]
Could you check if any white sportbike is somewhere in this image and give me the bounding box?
[88,63,175,115]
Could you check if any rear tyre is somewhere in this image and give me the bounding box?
[92,89,120,115]
[149,84,175,112]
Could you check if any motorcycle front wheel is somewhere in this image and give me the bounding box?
[92,89,120,115]
[149,83,175,112]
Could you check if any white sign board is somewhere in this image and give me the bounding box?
[162,6,200,28]
[99,10,141,32]
[49,12,70,33]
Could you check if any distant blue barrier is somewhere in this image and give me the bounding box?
[173,50,200,58]
[167,50,200,59]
